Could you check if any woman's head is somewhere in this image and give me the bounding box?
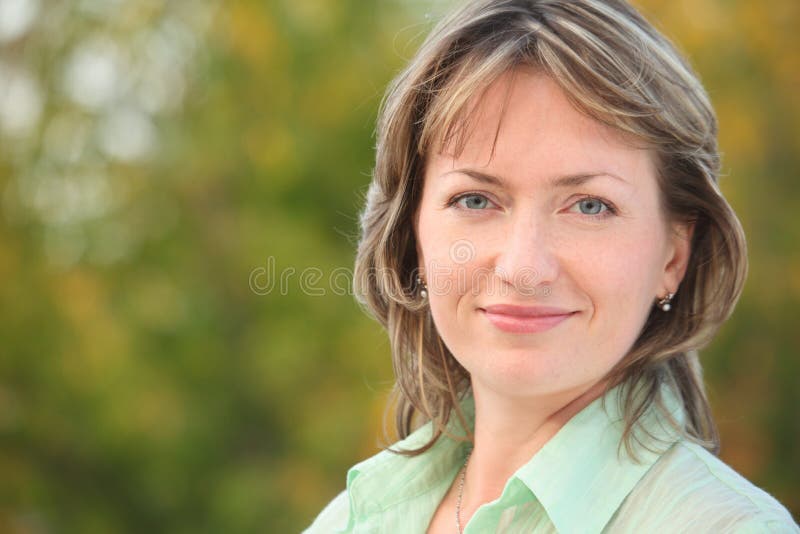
[354,0,747,456]
[416,67,691,403]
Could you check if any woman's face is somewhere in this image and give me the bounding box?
[414,69,692,400]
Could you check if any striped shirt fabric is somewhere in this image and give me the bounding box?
[305,382,799,533]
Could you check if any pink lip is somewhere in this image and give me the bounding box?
[481,304,577,334]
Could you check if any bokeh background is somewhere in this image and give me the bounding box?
[0,0,797,532]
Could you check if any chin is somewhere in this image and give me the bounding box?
[466,349,573,394]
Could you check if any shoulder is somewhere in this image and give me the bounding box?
[612,440,799,532]
[303,489,351,534]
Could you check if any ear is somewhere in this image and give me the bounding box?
[661,220,694,293]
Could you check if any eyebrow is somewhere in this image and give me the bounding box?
[442,169,631,188]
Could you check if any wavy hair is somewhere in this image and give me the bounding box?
[353,0,747,459]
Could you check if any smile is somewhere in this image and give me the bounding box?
[480,304,577,334]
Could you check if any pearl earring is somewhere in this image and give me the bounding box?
[416,275,428,299]
[657,292,675,312]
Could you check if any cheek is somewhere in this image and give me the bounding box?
[417,205,475,295]
[568,227,666,365]
[423,256,479,369]
[422,246,476,315]
[417,226,488,345]
[570,225,665,297]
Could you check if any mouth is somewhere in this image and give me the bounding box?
[479,305,578,334]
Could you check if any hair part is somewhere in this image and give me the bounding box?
[353,0,747,460]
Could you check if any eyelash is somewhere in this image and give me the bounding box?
[446,192,618,218]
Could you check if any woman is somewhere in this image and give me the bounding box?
[307,1,798,532]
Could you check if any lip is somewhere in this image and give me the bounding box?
[480,304,577,334]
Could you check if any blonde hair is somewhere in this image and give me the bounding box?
[353,0,747,459]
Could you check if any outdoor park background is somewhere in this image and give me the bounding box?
[0,0,797,532]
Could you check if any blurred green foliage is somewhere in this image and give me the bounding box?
[0,0,797,532]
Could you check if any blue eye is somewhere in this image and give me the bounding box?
[452,193,493,210]
[572,197,615,216]
[578,198,605,214]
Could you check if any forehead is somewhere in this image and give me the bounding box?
[428,68,655,186]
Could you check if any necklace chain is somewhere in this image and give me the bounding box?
[455,449,472,534]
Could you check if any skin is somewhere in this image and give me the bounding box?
[416,68,693,533]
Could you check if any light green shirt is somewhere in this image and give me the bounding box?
[305,383,798,533]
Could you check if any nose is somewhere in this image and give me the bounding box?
[492,213,560,297]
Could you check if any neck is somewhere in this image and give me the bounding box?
[461,379,609,510]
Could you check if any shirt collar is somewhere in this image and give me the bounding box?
[346,382,686,531]
[515,382,686,533]
[345,403,469,519]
